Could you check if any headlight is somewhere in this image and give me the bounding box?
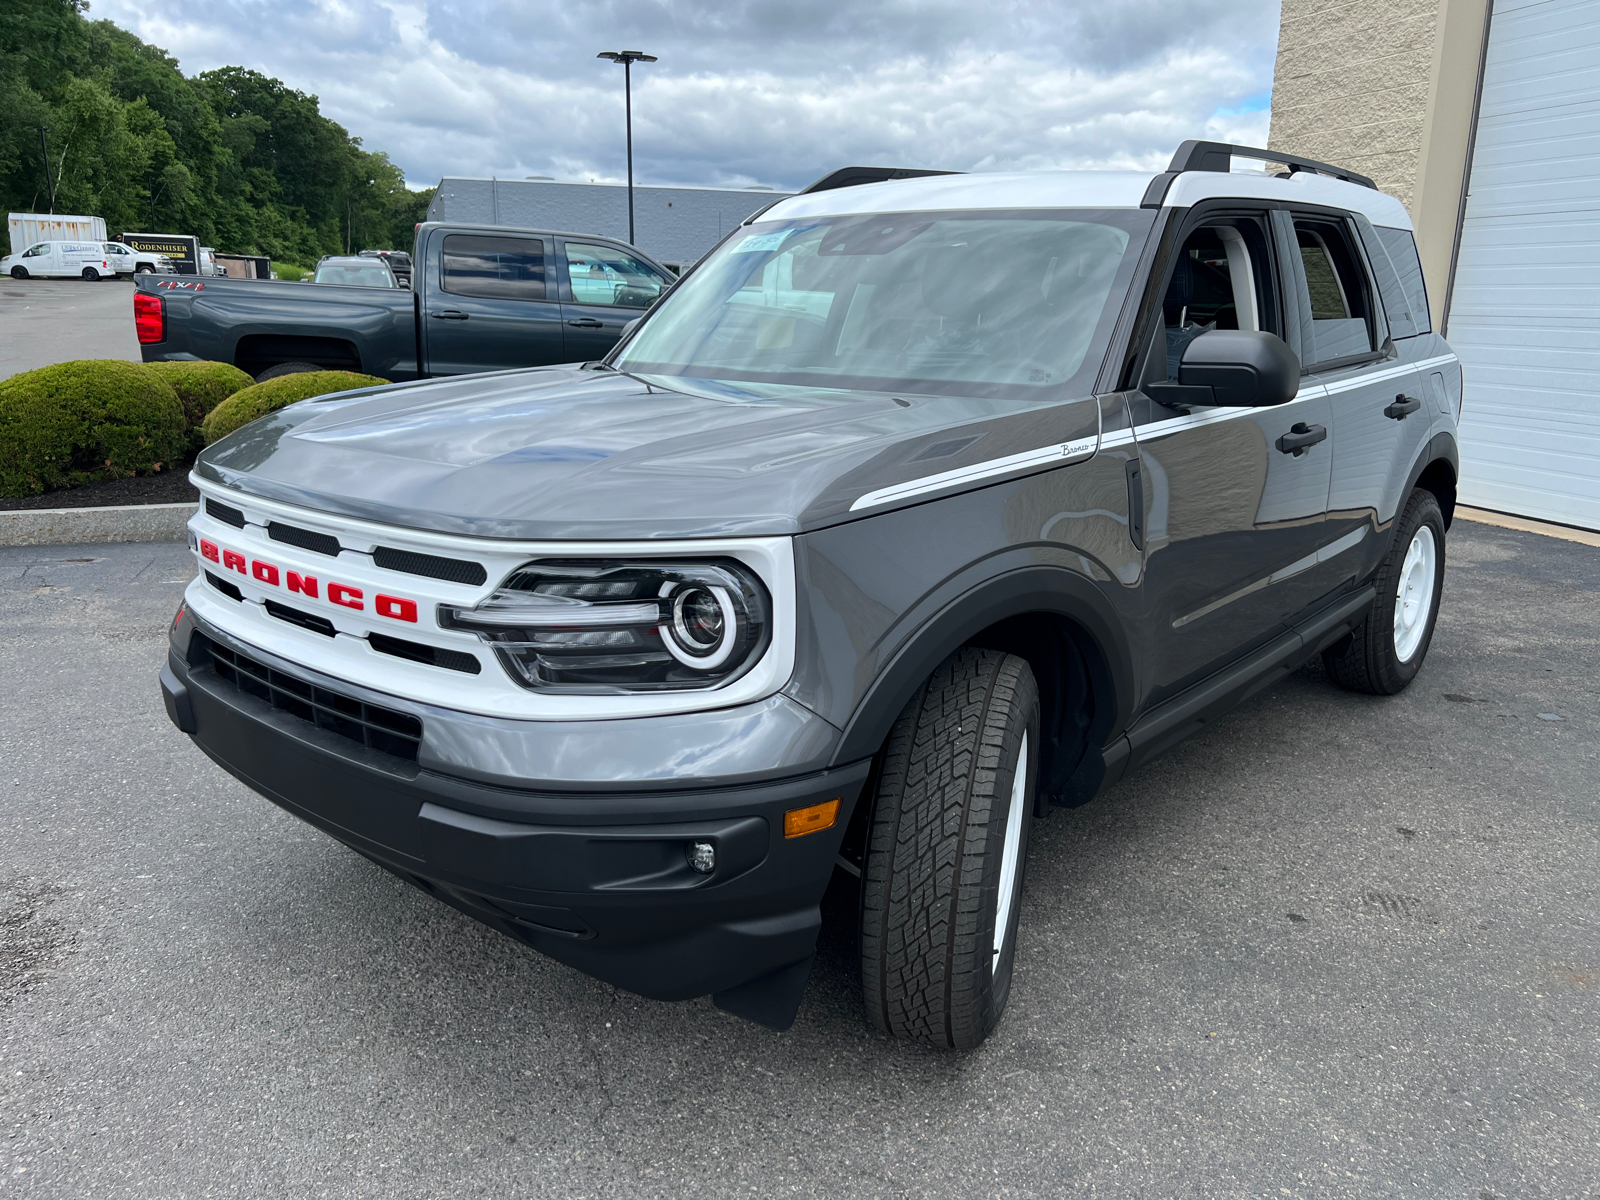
[438,559,771,693]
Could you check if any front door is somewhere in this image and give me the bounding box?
[423,232,566,376]
[557,240,671,361]
[1129,210,1335,703]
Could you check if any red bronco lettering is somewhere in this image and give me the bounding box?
[198,542,418,624]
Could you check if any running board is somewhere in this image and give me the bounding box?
[1095,586,1377,788]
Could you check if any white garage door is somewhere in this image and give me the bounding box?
[1449,0,1600,531]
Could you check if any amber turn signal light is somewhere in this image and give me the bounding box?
[784,798,841,839]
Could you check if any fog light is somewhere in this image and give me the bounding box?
[686,841,716,873]
[784,798,842,839]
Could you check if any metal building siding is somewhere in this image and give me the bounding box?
[1449,0,1600,530]
[426,180,792,267]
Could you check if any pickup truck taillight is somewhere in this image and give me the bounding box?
[134,291,165,344]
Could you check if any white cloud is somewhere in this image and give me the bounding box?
[93,0,1280,190]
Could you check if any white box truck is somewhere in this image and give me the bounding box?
[8,213,107,251]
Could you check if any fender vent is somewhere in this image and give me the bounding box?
[205,498,247,528]
[372,545,487,586]
[192,633,421,762]
[268,521,341,557]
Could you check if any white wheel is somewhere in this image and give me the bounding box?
[1392,525,1437,662]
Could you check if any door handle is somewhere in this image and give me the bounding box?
[429,309,468,321]
[566,317,605,328]
[1384,393,1422,419]
[1276,422,1327,456]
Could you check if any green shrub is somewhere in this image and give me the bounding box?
[144,360,255,441]
[0,360,188,497]
[201,370,388,445]
[272,263,309,282]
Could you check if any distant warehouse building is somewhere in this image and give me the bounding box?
[424,178,794,272]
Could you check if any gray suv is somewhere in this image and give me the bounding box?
[160,142,1460,1049]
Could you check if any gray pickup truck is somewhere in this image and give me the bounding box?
[135,223,675,380]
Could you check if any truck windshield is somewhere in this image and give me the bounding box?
[313,264,394,288]
[615,208,1153,398]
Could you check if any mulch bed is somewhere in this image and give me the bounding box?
[0,461,199,511]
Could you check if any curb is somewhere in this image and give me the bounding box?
[0,502,194,547]
[1456,506,1600,549]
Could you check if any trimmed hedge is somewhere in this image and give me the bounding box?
[0,360,188,498]
[144,360,255,440]
[201,370,388,445]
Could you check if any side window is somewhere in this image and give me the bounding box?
[1292,219,1375,365]
[441,235,546,300]
[24,244,49,257]
[1373,226,1431,336]
[1159,219,1275,379]
[565,243,665,309]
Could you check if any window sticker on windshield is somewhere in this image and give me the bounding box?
[731,229,793,254]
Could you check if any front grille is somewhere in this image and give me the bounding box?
[368,632,481,674]
[192,633,421,762]
[264,599,336,637]
[206,571,243,602]
[268,521,341,557]
[205,498,247,528]
[372,545,487,586]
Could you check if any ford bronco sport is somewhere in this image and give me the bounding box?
[160,142,1461,1049]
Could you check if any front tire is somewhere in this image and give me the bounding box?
[135,265,153,274]
[1325,488,1446,695]
[10,266,27,280]
[860,648,1039,1049]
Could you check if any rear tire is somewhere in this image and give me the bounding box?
[9,267,26,280]
[82,267,99,281]
[860,647,1039,1050]
[1325,488,1446,695]
[254,361,322,382]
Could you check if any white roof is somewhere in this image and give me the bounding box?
[760,166,1413,231]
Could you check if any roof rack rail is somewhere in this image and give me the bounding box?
[798,166,962,195]
[1141,140,1377,207]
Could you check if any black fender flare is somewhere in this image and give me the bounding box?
[828,562,1136,786]
[1402,430,1460,528]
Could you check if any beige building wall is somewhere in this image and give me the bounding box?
[1270,0,1491,326]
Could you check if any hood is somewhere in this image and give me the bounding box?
[195,367,1100,540]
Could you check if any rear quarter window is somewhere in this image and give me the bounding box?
[1369,226,1432,338]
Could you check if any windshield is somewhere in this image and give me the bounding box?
[313,264,394,288]
[615,208,1152,398]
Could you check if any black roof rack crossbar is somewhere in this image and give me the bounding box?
[1168,140,1377,189]
[797,166,962,195]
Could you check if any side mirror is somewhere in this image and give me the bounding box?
[621,317,641,338]
[1143,329,1300,408]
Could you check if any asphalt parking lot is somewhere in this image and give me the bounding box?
[0,277,141,383]
[1,519,1596,1198]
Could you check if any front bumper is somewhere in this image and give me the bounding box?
[161,612,868,1029]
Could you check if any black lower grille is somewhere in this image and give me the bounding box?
[369,632,481,674]
[191,633,421,762]
[268,521,341,557]
[372,545,488,586]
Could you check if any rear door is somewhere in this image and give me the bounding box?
[556,240,671,361]
[421,231,566,376]
[1290,211,1429,588]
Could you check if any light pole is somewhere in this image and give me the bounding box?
[596,50,657,245]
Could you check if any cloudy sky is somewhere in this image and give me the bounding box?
[95,0,1281,192]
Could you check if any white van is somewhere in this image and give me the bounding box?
[1,241,115,280]
[103,242,175,276]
